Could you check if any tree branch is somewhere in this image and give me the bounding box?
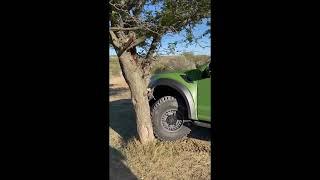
[110,1,160,36]
[132,0,146,16]
[109,27,142,31]
[127,36,146,49]
[109,30,121,48]
[117,36,147,57]
[140,35,162,79]
[146,35,161,59]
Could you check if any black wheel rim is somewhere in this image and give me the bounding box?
[160,109,184,132]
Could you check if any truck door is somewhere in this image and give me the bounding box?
[197,65,211,121]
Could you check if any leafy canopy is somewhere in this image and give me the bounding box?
[109,0,211,57]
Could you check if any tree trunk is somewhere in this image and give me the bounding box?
[118,52,155,144]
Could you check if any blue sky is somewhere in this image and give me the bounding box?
[110,3,211,56]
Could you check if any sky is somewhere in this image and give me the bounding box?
[110,3,211,56]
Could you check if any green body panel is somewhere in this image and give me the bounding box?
[197,77,211,121]
[150,62,211,122]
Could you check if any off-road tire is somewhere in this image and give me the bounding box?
[151,96,191,141]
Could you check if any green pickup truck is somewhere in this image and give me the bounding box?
[148,61,211,141]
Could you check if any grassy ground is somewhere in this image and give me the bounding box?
[109,56,211,180]
[109,56,122,77]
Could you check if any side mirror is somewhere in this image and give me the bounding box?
[202,68,210,78]
[181,74,193,83]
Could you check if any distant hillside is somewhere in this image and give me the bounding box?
[109,54,210,77]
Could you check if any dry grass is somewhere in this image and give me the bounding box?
[121,138,211,180]
[109,56,122,77]
[109,58,211,180]
[109,54,210,76]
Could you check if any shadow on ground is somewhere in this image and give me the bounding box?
[109,146,137,180]
[188,126,211,141]
[109,87,129,96]
[109,98,211,142]
[109,99,138,142]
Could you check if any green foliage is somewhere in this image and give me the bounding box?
[109,0,211,55]
[166,41,178,54]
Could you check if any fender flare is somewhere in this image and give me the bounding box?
[149,78,197,120]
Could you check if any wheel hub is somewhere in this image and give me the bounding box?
[161,109,183,131]
[166,115,177,125]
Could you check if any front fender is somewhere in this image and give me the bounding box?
[148,78,197,120]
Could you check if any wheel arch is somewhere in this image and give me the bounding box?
[149,78,197,120]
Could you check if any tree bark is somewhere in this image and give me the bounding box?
[118,51,155,144]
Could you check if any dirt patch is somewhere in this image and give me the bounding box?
[110,76,128,88]
[109,76,130,101]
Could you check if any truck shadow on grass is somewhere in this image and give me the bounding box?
[109,145,138,180]
[188,126,211,141]
[109,99,211,142]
